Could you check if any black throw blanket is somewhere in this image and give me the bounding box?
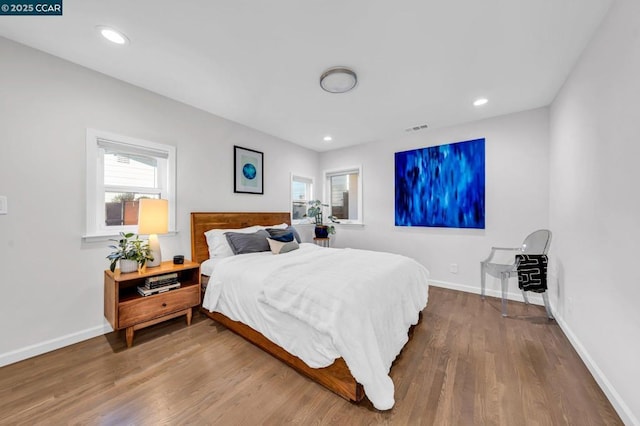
[515,254,548,293]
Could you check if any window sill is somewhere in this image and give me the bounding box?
[292,221,365,227]
[82,230,178,243]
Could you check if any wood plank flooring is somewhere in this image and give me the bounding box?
[0,287,622,425]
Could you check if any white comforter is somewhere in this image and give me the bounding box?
[203,244,429,410]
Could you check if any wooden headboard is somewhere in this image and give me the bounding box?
[190,212,292,264]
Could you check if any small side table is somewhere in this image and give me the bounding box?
[313,237,330,247]
[104,261,200,347]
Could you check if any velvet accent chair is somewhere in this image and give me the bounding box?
[480,229,553,318]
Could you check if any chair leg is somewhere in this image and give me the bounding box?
[522,290,530,305]
[542,292,554,320]
[480,262,486,299]
[501,273,508,317]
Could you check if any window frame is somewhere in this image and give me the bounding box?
[323,165,363,225]
[290,173,314,225]
[85,128,176,240]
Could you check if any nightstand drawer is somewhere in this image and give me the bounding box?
[118,285,199,328]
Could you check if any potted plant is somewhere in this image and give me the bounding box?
[307,200,337,238]
[107,232,154,273]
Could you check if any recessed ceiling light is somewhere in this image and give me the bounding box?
[97,26,129,45]
[320,67,357,93]
[473,98,488,107]
[323,135,333,142]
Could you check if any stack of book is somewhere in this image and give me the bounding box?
[137,272,181,296]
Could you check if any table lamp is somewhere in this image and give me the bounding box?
[138,198,168,268]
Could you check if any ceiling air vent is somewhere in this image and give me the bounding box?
[405,124,429,132]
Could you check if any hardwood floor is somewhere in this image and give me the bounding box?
[0,287,622,425]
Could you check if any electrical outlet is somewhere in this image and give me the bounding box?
[0,196,7,215]
[449,263,458,274]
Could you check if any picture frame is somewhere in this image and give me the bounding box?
[234,145,264,194]
[394,138,485,229]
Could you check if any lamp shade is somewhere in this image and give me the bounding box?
[137,199,168,235]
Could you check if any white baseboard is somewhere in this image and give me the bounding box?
[554,315,638,426]
[429,279,546,306]
[429,280,638,426]
[0,324,112,368]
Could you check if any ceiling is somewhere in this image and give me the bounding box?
[0,0,612,152]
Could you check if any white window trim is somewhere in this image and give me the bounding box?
[290,173,314,225]
[84,128,176,240]
[323,165,363,225]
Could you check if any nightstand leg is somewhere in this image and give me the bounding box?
[186,307,192,326]
[125,327,134,347]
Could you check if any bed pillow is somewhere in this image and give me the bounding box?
[268,231,294,242]
[262,222,289,230]
[204,225,261,259]
[266,226,301,243]
[225,229,271,255]
[267,237,300,255]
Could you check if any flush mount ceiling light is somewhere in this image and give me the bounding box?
[320,67,357,93]
[323,135,333,142]
[473,97,489,107]
[97,26,129,45]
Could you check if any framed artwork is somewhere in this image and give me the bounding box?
[395,138,485,229]
[234,145,264,194]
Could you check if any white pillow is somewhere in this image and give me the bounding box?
[204,225,261,259]
[267,237,300,254]
[259,222,289,230]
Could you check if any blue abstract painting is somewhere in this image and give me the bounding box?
[395,138,485,228]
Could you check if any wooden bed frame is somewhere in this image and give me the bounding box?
[190,212,365,402]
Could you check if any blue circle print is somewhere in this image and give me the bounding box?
[243,163,257,180]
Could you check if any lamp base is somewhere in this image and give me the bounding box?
[147,234,162,268]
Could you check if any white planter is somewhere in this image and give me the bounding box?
[119,259,138,273]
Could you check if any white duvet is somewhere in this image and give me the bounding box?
[203,243,429,410]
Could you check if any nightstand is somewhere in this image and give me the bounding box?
[104,260,200,347]
[313,237,330,247]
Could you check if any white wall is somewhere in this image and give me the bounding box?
[549,0,640,423]
[0,37,318,366]
[320,108,550,297]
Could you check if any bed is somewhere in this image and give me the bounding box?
[191,212,429,410]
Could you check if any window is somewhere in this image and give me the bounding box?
[85,129,176,238]
[291,174,313,223]
[324,166,362,224]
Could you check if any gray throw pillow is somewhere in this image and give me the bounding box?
[225,229,270,255]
